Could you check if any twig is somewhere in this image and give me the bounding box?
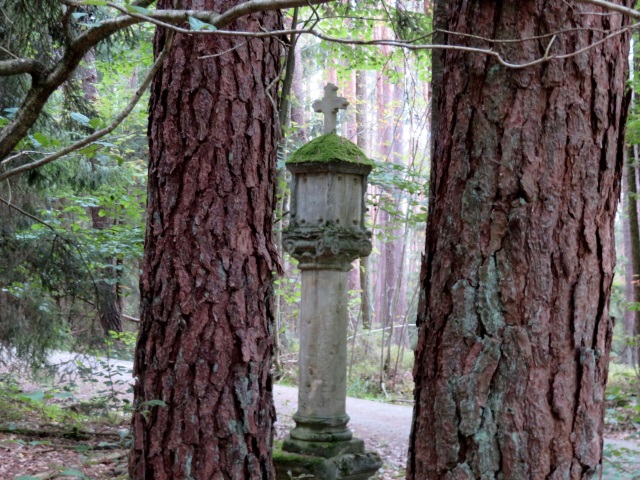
[198,41,248,59]
[0,150,41,165]
[0,196,58,232]
[437,26,609,44]
[575,0,640,19]
[122,314,140,323]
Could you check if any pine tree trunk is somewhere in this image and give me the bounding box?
[129,1,282,478]
[355,70,373,330]
[627,146,640,367]
[291,42,308,145]
[408,2,632,478]
[622,159,636,365]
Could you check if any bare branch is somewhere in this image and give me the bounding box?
[1,0,634,168]
[0,58,45,79]
[574,0,640,19]
[437,26,611,44]
[0,196,58,232]
[0,0,332,161]
[0,32,175,183]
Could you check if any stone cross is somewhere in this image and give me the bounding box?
[313,83,349,134]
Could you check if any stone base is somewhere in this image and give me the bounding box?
[283,438,365,459]
[274,444,382,480]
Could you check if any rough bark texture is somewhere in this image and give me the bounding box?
[408,1,632,479]
[129,1,282,478]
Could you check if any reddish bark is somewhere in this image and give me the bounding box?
[129,1,282,478]
[409,1,632,479]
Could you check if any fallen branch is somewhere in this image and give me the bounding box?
[0,426,121,440]
[85,450,128,464]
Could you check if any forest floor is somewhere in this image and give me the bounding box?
[0,353,638,479]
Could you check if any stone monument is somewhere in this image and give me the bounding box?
[274,84,382,480]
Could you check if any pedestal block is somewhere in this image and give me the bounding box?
[274,442,382,480]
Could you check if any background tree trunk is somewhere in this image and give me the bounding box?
[409,1,632,478]
[129,1,282,478]
[621,160,636,366]
[627,146,640,366]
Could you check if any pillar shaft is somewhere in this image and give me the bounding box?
[291,269,352,442]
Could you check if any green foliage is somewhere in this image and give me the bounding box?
[0,373,83,428]
[0,30,150,360]
[294,1,432,82]
[606,363,640,431]
[369,159,428,224]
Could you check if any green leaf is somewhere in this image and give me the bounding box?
[126,5,150,15]
[188,16,217,31]
[20,391,45,402]
[70,112,91,126]
[32,132,50,147]
[59,469,87,478]
[72,12,88,20]
[16,476,41,480]
[142,399,167,407]
[82,0,107,5]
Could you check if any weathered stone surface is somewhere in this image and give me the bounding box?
[290,270,351,439]
[312,84,349,134]
[276,86,378,480]
[282,226,371,271]
[274,443,382,480]
[283,438,365,459]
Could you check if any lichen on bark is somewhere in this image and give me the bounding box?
[408,1,633,479]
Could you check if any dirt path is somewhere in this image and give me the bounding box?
[273,385,411,476]
[274,385,640,479]
[3,353,637,479]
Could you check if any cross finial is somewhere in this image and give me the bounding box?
[312,83,349,134]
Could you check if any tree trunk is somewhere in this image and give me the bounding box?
[408,2,632,479]
[627,146,640,367]
[355,70,369,155]
[355,70,372,330]
[129,1,282,478]
[621,157,636,365]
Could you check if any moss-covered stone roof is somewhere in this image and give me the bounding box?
[287,133,373,166]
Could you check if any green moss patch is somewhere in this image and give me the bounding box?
[288,134,372,166]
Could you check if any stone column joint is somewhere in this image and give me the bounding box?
[283,225,372,270]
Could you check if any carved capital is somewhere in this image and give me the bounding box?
[282,225,372,271]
